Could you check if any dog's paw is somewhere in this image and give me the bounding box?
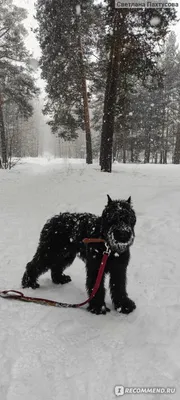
[52,274,72,285]
[22,273,40,289]
[31,282,40,289]
[115,298,136,314]
[60,274,72,284]
[22,280,40,289]
[87,304,110,315]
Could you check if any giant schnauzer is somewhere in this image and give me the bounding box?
[22,195,136,315]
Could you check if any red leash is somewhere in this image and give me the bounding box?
[0,239,110,309]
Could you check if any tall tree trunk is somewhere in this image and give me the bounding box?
[160,151,163,164]
[172,123,175,163]
[163,150,167,164]
[100,11,121,172]
[144,146,150,163]
[78,35,92,165]
[174,122,180,164]
[144,130,151,163]
[163,126,168,164]
[123,131,126,163]
[161,113,165,164]
[130,138,134,163]
[0,93,7,165]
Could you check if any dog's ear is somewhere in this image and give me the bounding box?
[107,194,112,205]
[127,196,131,204]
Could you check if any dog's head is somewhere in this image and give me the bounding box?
[101,195,136,254]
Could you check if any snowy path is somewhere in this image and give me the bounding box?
[0,158,180,400]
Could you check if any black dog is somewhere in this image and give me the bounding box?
[22,195,136,315]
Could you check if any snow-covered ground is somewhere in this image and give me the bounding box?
[0,158,180,400]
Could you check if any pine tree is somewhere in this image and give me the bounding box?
[99,3,177,172]
[163,33,180,164]
[36,0,101,164]
[133,32,180,164]
[93,27,180,165]
[172,51,180,164]
[0,0,38,166]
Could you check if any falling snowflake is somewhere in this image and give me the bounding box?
[149,16,161,27]
[76,4,81,15]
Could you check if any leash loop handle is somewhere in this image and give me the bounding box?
[0,239,111,309]
[0,290,24,298]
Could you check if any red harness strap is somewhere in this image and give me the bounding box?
[0,239,110,309]
[82,238,105,244]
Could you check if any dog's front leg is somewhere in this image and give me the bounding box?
[109,251,136,314]
[85,250,110,315]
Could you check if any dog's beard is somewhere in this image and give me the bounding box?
[107,228,134,254]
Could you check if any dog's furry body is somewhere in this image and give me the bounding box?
[22,196,137,315]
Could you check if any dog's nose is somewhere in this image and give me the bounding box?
[114,226,132,243]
